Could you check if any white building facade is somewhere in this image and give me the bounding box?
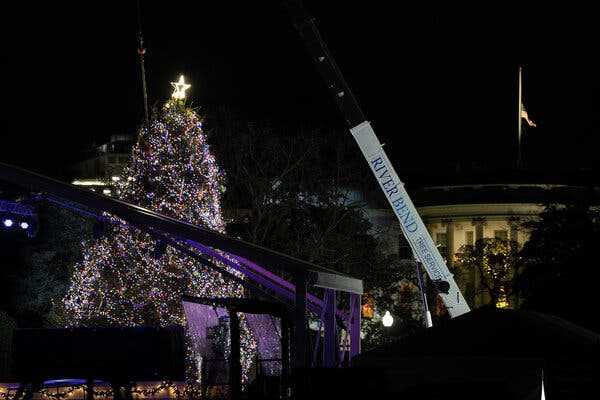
[363,183,597,309]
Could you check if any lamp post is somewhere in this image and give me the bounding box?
[382,311,394,328]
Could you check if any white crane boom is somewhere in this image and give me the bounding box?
[351,122,469,317]
[285,1,470,317]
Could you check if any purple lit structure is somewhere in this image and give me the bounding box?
[0,162,363,392]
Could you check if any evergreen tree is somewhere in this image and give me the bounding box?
[10,204,93,328]
[516,204,600,331]
[62,85,256,380]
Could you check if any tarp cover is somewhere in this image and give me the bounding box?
[352,307,600,399]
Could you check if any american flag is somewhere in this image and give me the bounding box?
[521,104,537,127]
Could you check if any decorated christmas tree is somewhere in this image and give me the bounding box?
[62,76,256,380]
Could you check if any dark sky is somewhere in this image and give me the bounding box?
[1,2,599,179]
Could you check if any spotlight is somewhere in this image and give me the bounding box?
[20,222,29,230]
[3,219,13,227]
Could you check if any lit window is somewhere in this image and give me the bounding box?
[72,179,106,186]
[361,294,375,319]
[465,231,474,246]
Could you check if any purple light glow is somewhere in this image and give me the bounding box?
[182,300,283,380]
[182,300,230,384]
[245,313,281,376]
[3,219,13,227]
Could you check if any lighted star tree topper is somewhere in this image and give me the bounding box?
[171,75,191,100]
[62,75,256,381]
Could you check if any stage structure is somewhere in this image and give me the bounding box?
[0,163,363,379]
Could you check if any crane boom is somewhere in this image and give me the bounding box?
[285,1,470,317]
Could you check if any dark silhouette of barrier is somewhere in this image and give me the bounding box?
[13,326,185,399]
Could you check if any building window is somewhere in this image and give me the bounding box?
[494,230,508,240]
[465,231,474,247]
[436,232,448,259]
[361,294,375,319]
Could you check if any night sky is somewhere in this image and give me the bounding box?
[1,2,599,179]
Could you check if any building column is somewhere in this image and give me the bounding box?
[508,217,520,245]
[471,218,486,306]
[442,219,455,267]
[472,217,486,243]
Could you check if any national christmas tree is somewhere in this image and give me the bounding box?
[62,76,256,379]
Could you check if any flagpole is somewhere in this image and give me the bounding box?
[137,0,150,142]
[517,65,523,168]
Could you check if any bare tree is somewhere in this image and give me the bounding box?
[208,110,414,348]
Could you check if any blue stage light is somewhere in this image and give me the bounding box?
[20,222,29,229]
[3,219,13,227]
